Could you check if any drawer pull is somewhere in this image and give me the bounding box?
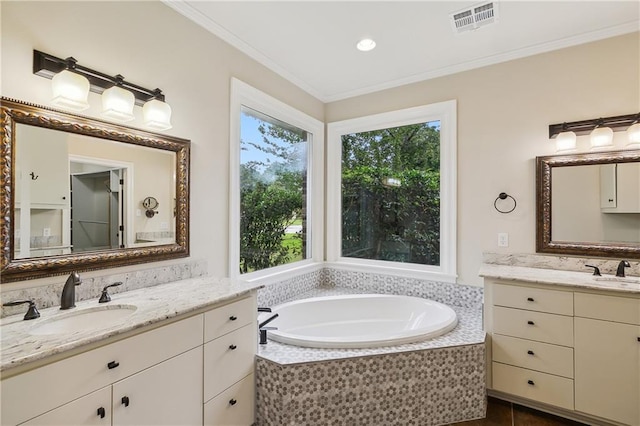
[527,350,535,355]
[527,320,535,325]
[107,361,120,369]
[229,315,238,321]
[121,396,130,407]
[229,344,237,350]
[526,297,534,302]
[229,398,237,406]
[637,337,639,342]
[97,407,106,419]
[527,380,535,386]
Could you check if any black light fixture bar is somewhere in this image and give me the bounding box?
[33,50,165,107]
[549,113,640,139]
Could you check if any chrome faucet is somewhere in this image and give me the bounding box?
[616,260,630,278]
[60,272,82,310]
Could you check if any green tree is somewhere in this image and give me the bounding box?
[341,122,441,265]
[239,115,306,273]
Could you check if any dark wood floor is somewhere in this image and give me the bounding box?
[450,397,588,426]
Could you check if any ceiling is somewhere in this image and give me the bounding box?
[165,1,640,103]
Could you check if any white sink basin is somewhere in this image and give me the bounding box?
[30,305,137,336]
[595,276,640,285]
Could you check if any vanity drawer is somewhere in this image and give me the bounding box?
[492,334,573,378]
[204,373,255,426]
[204,296,255,343]
[493,283,573,315]
[1,314,203,426]
[492,362,574,410]
[493,306,573,346]
[204,323,255,401]
[575,292,640,325]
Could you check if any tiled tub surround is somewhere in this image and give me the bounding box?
[256,268,486,425]
[0,274,260,373]
[1,258,208,318]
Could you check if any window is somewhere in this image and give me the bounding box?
[230,79,323,279]
[327,101,457,282]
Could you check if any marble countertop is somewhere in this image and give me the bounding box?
[0,276,263,373]
[479,263,640,295]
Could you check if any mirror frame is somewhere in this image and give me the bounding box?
[1,97,190,282]
[536,149,640,259]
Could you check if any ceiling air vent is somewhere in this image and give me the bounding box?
[451,2,498,34]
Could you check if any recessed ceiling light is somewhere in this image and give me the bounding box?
[356,38,376,52]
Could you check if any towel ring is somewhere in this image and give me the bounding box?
[494,192,516,214]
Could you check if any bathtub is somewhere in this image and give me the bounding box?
[264,294,458,348]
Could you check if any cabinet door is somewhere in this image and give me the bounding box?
[112,347,203,426]
[575,317,640,425]
[21,387,111,426]
[600,164,617,209]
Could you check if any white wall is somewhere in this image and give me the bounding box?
[325,33,640,286]
[0,1,323,290]
[2,2,638,290]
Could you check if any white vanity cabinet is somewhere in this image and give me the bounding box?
[574,292,640,426]
[490,283,575,410]
[203,296,257,426]
[1,293,258,426]
[487,279,640,426]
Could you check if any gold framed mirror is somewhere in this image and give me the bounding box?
[1,98,190,282]
[536,149,640,259]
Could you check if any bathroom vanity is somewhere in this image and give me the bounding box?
[0,278,260,426]
[482,264,640,426]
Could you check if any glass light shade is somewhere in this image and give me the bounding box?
[143,99,172,130]
[555,131,577,152]
[102,85,135,122]
[590,126,613,149]
[626,123,640,149]
[51,70,90,111]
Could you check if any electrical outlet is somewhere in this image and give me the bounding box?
[43,227,51,237]
[498,232,509,247]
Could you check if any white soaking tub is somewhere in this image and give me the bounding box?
[264,294,458,349]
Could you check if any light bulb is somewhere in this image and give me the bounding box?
[102,85,135,122]
[143,99,172,131]
[356,38,376,52]
[51,70,90,111]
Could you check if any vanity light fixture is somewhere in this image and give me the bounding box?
[549,112,640,151]
[50,57,90,112]
[356,38,376,52]
[626,115,640,149]
[33,50,172,129]
[554,123,576,152]
[101,75,135,122]
[589,119,614,150]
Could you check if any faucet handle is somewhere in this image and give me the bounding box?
[585,265,601,276]
[99,282,123,303]
[3,300,40,320]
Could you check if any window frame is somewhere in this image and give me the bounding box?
[326,100,457,282]
[229,78,324,281]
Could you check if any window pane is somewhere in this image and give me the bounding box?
[341,121,440,265]
[239,106,308,274]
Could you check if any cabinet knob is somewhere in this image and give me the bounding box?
[121,396,130,407]
[527,350,535,356]
[526,297,534,302]
[527,320,535,325]
[229,399,237,406]
[97,407,106,419]
[229,344,237,350]
[527,380,535,386]
[107,361,120,369]
[229,315,238,321]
